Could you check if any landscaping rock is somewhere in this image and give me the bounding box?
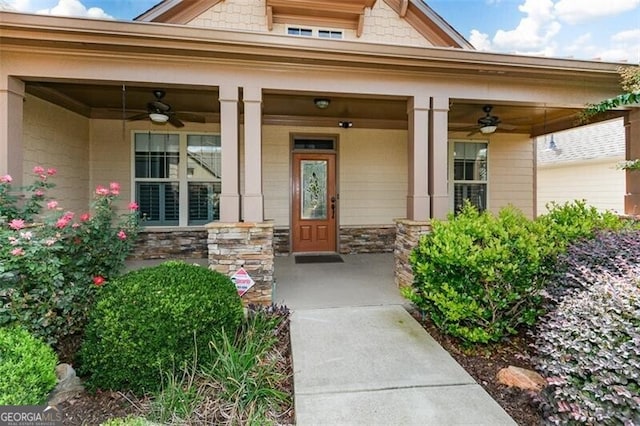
[497,366,546,391]
[49,363,85,405]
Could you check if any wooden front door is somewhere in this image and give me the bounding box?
[292,152,337,252]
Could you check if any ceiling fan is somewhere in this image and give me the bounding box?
[128,89,205,128]
[453,104,518,136]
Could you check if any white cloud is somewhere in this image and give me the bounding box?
[604,29,640,62]
[491,0,561,52]
[37,0,112,19]
[0,0,32,11]
[469,29,492,51]
[554,0,640,24]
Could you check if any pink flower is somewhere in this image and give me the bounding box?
[109,182,120,196]
[8,219,25,230]
[8,236,18,245]
[92,276,106,286]
[33,166,45,175]
[128,201,139,211]
[19,231,33,240]
[95,185,109,196]
[0,174,12,183]
[47,200,58,210]
[55,212,73,229]
[11,247,24,256]
[72,223,80,229]
[55,217,70,229]
[44,238,56,246]
[80,213,91,222]
[117,230,127,240]
[34,189,45,197]
[47,168,57,176]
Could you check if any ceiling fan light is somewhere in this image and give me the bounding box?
[314,98,330,109]
[149,112,169,123]
[480,125,497,134]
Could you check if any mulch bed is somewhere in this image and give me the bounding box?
[409,309,543,426]
[55,317,295,425]
[55,309,542,425]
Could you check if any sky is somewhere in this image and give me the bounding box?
[1,0,639,64]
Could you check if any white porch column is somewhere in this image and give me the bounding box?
[219,85,240,222]
[406,95,430,220]
[430,96,450,219]
[242,86,264,222]
[624,109,640,215]
[0,77,25,185]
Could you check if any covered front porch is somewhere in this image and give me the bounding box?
[2,12,638,305]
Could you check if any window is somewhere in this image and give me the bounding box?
[318,29,343,39]
[134,132,221,226]
[286,27,343,39]
[451,141,488,213]
[287,27,313,37]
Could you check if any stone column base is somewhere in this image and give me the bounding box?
[206,221,274,305]
[394,219,432,288]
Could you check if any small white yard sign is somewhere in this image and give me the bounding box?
[231,267,255,297]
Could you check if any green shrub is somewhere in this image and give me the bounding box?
[537,200,625,253]
[0,326,58,405]
[79,261,243,395]
[406,204,550,344]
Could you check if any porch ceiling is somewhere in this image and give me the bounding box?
[24,81,623,136]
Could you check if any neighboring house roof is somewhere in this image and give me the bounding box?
[537,118,625,166]
[135,0,473,49]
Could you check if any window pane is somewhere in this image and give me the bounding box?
[454,183,486,212]
[188,182,221,225]
[135,133,180,179]
[301,160,327,219]
[454,142,487,181]
[187,135,221,180]
[136,182,179,226]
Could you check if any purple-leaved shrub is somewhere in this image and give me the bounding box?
[534,230,640,425]
[545,229,640,302]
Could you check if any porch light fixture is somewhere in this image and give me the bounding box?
[314,98,331,109]
[479,124,497,134]
[149,112,169,123]
[338,121,353,129]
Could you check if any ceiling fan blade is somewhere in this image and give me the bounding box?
[127,113,149,121]
[168,115,185,128]
[500,123,518,131]
[176,112,206,123]
[149,101,171,112]
[467,128,480,136]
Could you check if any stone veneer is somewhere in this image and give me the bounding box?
[272,225,396,255]
[339,225,396,254]
[206,222,274,306]
[394,219,431,288]
[273,227,290,256]
[130,229,208,259]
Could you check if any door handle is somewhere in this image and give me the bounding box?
[330,196,336,219]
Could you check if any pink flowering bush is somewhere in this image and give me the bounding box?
[0,167,139,345]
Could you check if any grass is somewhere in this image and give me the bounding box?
[143,307,291,426]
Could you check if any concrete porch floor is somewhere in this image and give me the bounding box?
[273,253,406,310]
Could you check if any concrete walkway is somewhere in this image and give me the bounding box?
[277,254,516,426]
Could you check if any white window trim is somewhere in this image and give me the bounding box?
[131,130,221,228]
[286,25,344,39]
[448,139,490,212]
